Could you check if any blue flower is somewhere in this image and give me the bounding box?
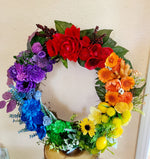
[34,90,41,100]
[36,126,46,140]
[21,99,41,117]
[43,116,52,126]
[26,121,37,131]
[32,111,44,125]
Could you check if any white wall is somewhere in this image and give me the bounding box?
[0,0,150,159]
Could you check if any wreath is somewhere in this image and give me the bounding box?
[0,20,146,156]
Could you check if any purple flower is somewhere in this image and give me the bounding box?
[43,64,53,72]
[8,65,17,81]
[16,81,36,92]
[26,65,46,83]
[38,51,46,59]
[31,42,43,54]
[2,92,12,100]
[15,63,28,81]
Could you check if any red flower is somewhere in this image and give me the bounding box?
[46,38,59,57]
[85,46,113,70]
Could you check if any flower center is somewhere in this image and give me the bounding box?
[85,125,90,130]
[23,82,29,88]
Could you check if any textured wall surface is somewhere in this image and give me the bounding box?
[0,0,150,159]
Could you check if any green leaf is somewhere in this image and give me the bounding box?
[132,83,146,97]
[54,20,73,34]
[132,107,144,115]
[95,86,106,102]
[78,58,85,67]
[80,29,94,39]
[61,58,68,68]
[112,46,128,57]
[122,57,133,69]
[97,29,113,43]
[30,34,46,46]
[102,38,117,48]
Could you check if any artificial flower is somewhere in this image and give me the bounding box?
[105,52,119,68]
[112,127,123,138]
[31,42,43,54]
[98,68,115,83]
[97,102,110,113]
[128,102,133,111]
[114,102,129,114]
[105,79,121,92]
[16,81,36,93]
[112,117,122,127]
[43,116,52,126]
[121,76,135,91]
[101,115,109,123]
[26,65,46,83]
[122,110,131,125]
[88,107,102,124]
[96,136,107,150]
[119,92,133,104]
[105,91,119,106]
[50,120,66,134]
[80,118,96,137]
[36,125,46,140]
[37,51,46,59]
[106,107,116,117]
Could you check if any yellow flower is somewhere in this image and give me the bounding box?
[106,107,116,117]
[128,102,133,111]
[112,127,123,138]
[122,110,131,125]
[80,118,96,137]
[112,117,122,127]
[101,115,109,123]
[88,107,102,124]
[114,102,129,114]
[96,136,107,150]
[98,102,110,113]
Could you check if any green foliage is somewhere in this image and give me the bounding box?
[78,58,85,67]
[102,38,117,48]
[132,83,146,97]
[97,29,113,43]
[30,34,46,46]
[61,58,68,68]
[54,20,72,34]
[122,57,133,69]
[112,46,128,57]
[80,29,94,39]
[14,52,34,65]
[41,103,57,121]
[95,79,106,102]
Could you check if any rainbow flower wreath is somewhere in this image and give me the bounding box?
[0,21,146,156]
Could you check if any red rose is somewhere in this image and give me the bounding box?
[79,36,91,61]
[58,25,81,62]
[46,38,59,57]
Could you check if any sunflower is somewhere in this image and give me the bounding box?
[80,118,96,137]
[121,76,135,91]
[105,52,119,68]
[105,91,119,106]
[88,107,102,124]
[98,68,115,83]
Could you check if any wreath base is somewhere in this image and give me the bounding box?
[44,145,98,159]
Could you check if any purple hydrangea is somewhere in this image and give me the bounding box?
[26,65,46,83]
[31,42,43,54]
[16,81,36,93]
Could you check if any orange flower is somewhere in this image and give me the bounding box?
[98,68,114,83]
[121,76,135,91]
[105,91,119,106]
[119,92,133,104]
[105,52,119,68]
[112,58,122,73]
[105,79,121,92]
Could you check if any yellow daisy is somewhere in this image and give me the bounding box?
[80,118,96,137]
[114,102,129,114]
[88,107,102,124]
